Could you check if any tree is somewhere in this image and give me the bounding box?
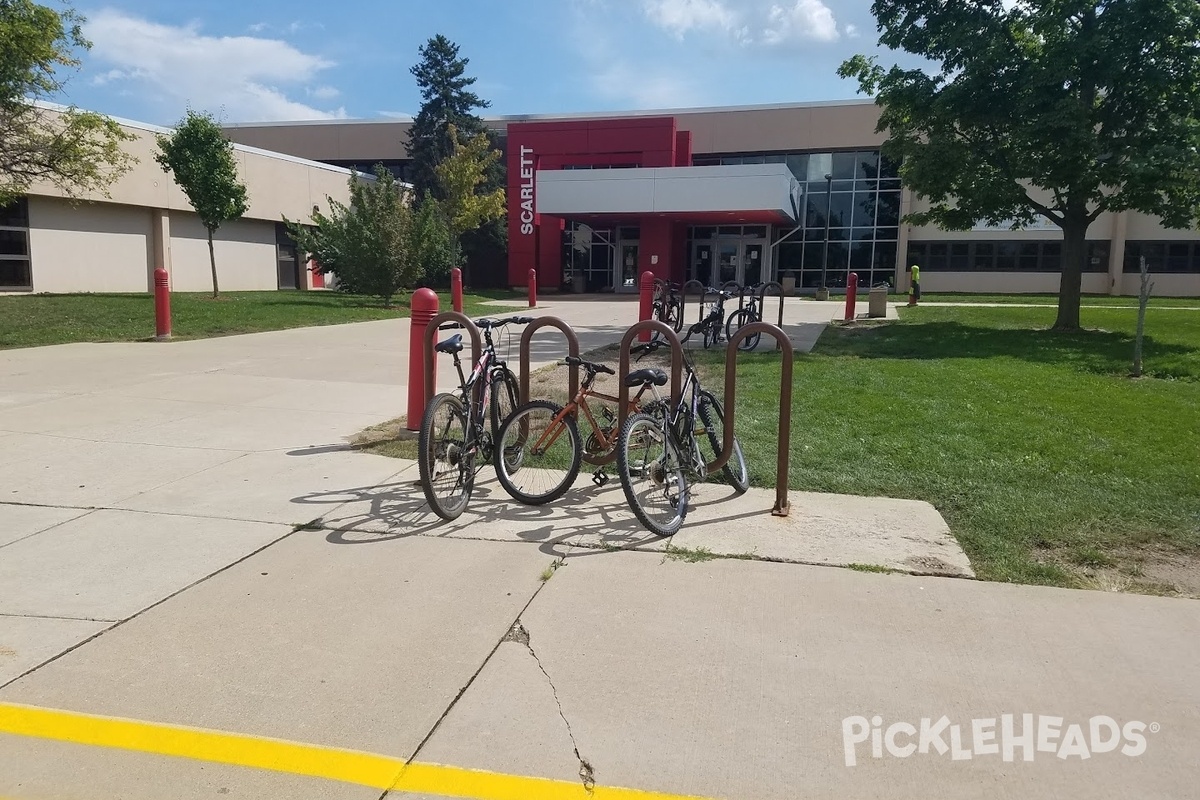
[0,0,135,205]
[407,34,491,199]
[434,124,506,265]
[155,111,248,298]
[839,0,1200,330]
[286,166,452,307]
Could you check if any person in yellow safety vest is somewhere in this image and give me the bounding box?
[907,263,921,307]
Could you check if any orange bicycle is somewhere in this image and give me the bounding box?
[493,347,663,504]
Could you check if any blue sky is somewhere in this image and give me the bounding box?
[53,0,912,126]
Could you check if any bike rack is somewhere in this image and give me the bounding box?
[423,311,482,404]
[518,316,581,406]
[598,319,687,468]
[758,281,786,351]
[681,279,708,327]
[710,322,795,517]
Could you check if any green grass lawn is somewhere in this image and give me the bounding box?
[919,292,1200,307]
[704,304,1200,592]
[0,289,519,350]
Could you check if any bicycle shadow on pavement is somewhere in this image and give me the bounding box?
[289,471,770,560]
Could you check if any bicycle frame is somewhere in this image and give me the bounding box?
[525,371,653,458]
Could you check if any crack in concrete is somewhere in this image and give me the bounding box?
[510,620,596,793]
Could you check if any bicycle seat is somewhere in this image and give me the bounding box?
[624,368,668,388]
[564,356,615,375]
[435,334,464,354]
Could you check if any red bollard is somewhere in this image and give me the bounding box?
[528,268,537,308]
[153,268,171,341]
[844,272,859,322]
[407,288,439,432]
[638,270,656,343]
[450,267,463,313]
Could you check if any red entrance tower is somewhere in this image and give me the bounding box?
[506,117,693,291]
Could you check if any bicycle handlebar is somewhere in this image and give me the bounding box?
[438,316,533,332]
[562,356,615,375]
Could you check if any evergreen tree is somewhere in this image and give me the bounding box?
[407,35,490,199]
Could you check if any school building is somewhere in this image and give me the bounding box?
[223,99,1200,298]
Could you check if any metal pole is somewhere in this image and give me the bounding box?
[820,173,832,294]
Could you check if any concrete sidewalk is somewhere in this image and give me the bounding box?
[1,301,1196,799]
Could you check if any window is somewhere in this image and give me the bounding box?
[1124,241,1200,273]
[0,198,31,289]
[908,239,1111,272]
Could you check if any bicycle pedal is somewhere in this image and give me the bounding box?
[592,471,609,487]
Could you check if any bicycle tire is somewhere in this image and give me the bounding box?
[495,401,582,505]
[698,390,749,494]
[669,298,684,332]
[490,369,520,436]
[418,393,474,521]
[725,308,762,351]
[617,411,688,537]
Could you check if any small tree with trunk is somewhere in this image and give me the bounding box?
[155,111,248,298]
[286,166,452,307]
[840,0,1200,330]
[434,124,506,268]
[0,0,136,205]
[1132,257,1154,378]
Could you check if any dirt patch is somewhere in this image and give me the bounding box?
[1065,546,1200,599]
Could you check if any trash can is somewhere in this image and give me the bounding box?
[868,284,888,318]
[781,272,797,296]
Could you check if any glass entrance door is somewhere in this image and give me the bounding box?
[716,241,739,286]
[618,243,639,292]
[742,241,765,286]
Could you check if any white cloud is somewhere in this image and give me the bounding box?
[640,0,841,46]
[642,0,739,38]
[84,10,345,122]
[762,0,840,45]
[845,23,860,39]
[308,85,341,100]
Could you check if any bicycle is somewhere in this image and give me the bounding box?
[652,280,684,333]
[684,287,733,349]
[616,339,750,537]
[418,315,533,521]
[725,284,764,351]
[494,345,664,505]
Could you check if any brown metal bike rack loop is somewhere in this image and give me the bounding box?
[681,279,707,327]
[709,322,795,517]
[423,311,482,405]
[518,317,581,406]
[758,281,786,350]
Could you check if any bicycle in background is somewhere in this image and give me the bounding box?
[683,287,733,349]
[652,279,684,332]
[725,284,764,351]
[418,316,533,521]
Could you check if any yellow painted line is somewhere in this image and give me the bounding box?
[0,702,714,800]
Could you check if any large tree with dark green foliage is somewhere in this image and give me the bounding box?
[0,0,135,205]
[155,111,248,299]
[286,166,452,307]
[840,0,1200,330]
[407,35,507,285]
[407,34,490,199]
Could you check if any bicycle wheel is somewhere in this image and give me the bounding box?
[617,412,688,536]
[702,322,717,349]
[418,393,474,520]
[495,401,582,505]
[668,298,684,332]
[698,390,749,494]
[725,308,761,351]
[490,369,520,436]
